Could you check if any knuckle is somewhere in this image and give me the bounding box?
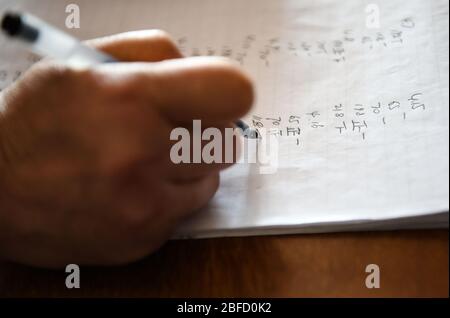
[205,59,255,116]
[27,62,102,93]
[125,29,181,59]
[91,66,148,101]
[118,208,153,234]
[210,174,220,195]
[189,175,219,211]
[27,63,75,87]
[115,191,166,235]
[222,66,254,115]
[195,174,220,207]
[150,30,179,52]
[145,29,174,43]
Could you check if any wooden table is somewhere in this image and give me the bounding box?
[0,230,447,297]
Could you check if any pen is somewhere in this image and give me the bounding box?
[1,12,258,138]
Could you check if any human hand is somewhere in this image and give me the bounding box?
[0,30,253,268]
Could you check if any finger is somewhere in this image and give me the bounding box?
[85,30,182,62]
[166,173,220,219]
[75,101,173,175]
[165,122,242,181]
[104,173,219,264]
[94,56,254,124]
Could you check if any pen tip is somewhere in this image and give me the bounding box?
[235,120,259,139]
[243,128,260,139]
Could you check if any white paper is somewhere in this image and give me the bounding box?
[0,0,448,238]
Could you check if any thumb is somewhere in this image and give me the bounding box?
[85,30,183,62]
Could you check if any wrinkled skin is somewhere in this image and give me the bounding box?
[0,30,254,268]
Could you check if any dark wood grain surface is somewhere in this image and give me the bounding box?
[0,230,447,297]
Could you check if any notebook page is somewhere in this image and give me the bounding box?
[0,0,448,237]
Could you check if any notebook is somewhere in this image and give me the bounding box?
[0,0,448,238]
